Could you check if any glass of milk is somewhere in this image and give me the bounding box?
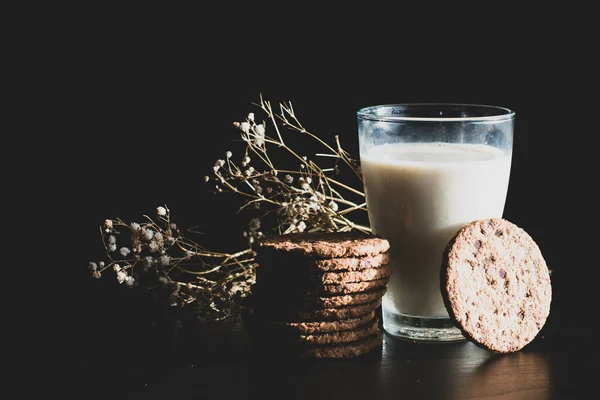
[357,104,514,342]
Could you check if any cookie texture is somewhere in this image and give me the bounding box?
[256,252,391,272]
[257,265,392,289]
[253,298,382,322]
[441,218,552,353]
[315,278,390,295]
[273,311,377,335]
[297,317,380,345]
[257,231,390,258]
[298,332,383,359]
[318,265,392,284]
[256,316,380,345]
[246,231,390,359]
[251,285,387,309]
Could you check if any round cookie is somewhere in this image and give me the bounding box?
[297,317,380,345]
[257,231,390,258]
[441,218,552,353]
[299,332,383,359]
[253,277,390,296]
[256,264,392,286]
[315,278,390,295]
[319,265,392,284]
[251,285,387,309]
[304,287,387,308]
[274,311,377,335]
[256,252,391,272]
[253,298,382,322]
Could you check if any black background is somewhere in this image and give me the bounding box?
[30,5,596,382]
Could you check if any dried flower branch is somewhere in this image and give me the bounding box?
[205,94,370,245]
[88,205,256,322]
[89,95,368,324]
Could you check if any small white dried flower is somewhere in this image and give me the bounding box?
[213,165,220,173]
[158,254,171,267]
[226,151,232,158]
[255,124,265,136]
[143,229,154,241]
[104,219,113,229]
[120,247,131,257]
[306,177,312,184]
[107,243,117,252]
[148,241,160,253]
[99,261,105,268]
[243,156,251,164]
[240,122,250,133]
[154,232,163,242]
[116,271,127,284]
[108,235,117,245]
[297,221,307,232]
[125,276,135,287]
[244,166,255,176]
[247,112,254,121]
[92,271,101,279]
[300,181,310,190]
[113,264,122,272]
[130,222,140,231]
[328,200,339,212]
[157,206,167,216]
[215,159,225,167]
[204,176,210,183]
[88,262,97,271]
[284,175,294,184]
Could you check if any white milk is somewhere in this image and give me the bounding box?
[361,142,512,317]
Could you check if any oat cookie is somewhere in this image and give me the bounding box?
[315,278,390,295]
[296,316,380,345]
[252,285,387,309]
[257,264,392,287]
[256,252,391,272]
[441,218,552,353]
[257,231,390,259]
[254,298,382,322]
[274,311,377,335]
[253,277,390,297]
[299,331,383,359]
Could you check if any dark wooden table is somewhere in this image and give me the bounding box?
[73,278,595,400]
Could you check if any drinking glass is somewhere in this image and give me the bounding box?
[357,104,514,342]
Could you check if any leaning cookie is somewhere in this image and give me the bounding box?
[440,218,552,353]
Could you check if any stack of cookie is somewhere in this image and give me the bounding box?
[245,231,391,359]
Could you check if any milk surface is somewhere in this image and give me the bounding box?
[360,142,512,317]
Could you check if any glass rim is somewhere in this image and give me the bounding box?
[357,103,515,122]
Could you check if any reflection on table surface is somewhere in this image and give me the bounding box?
[74,309,594,400]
